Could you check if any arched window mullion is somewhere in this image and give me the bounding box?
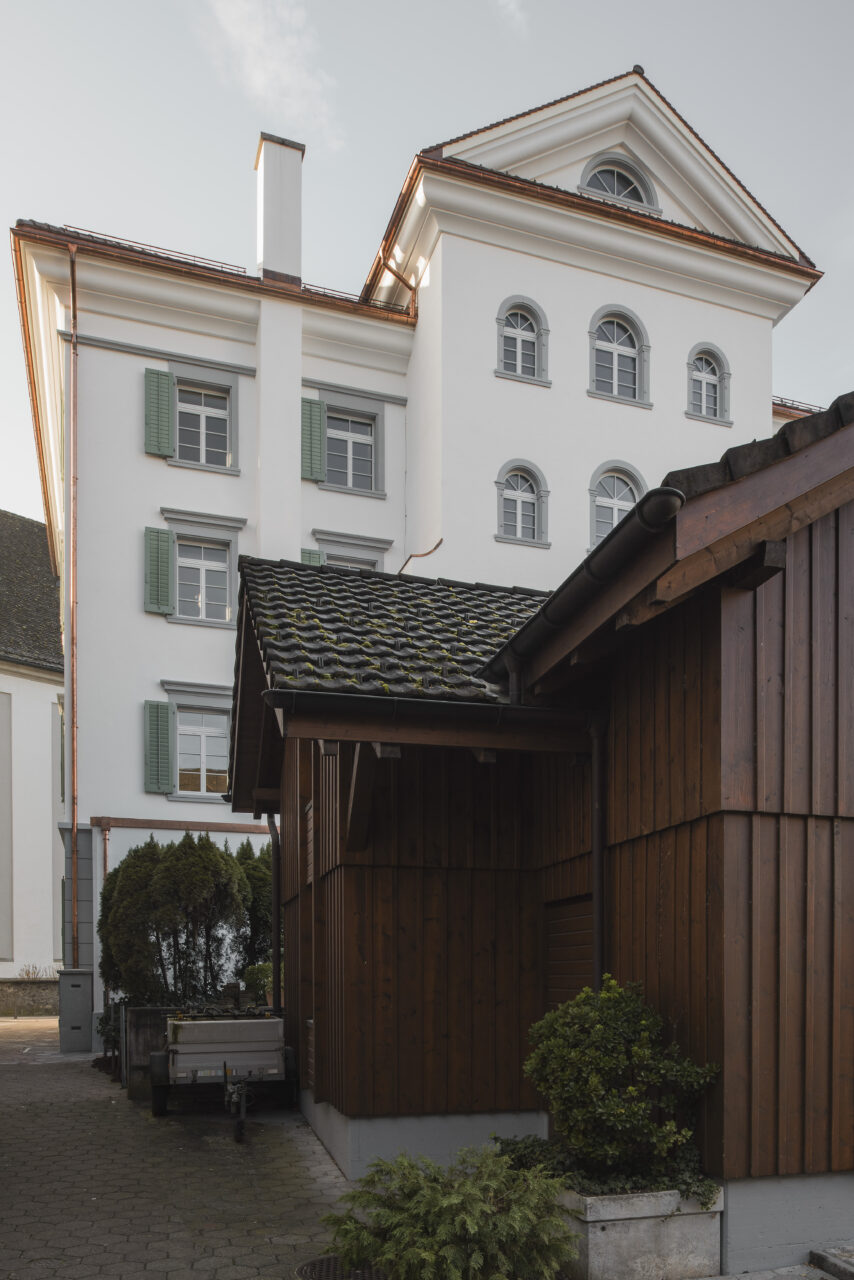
[495,296,551,387]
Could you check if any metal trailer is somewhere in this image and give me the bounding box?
[149,1014,295,1139]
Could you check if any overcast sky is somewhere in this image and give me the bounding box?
[2,0,852,522]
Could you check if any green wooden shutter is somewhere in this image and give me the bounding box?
[301,398,326,481]
[144,528,176,614]
[300,549,325,566]
[144,700,174,794]
[144,369,175,457]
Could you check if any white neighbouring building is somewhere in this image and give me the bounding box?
[12,68,820,1042]
[0,510,65,981]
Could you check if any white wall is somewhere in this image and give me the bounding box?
[0,662,64,978]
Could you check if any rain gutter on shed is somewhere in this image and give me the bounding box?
[482,486,686,691]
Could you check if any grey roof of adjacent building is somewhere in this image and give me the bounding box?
[0,510,63,674]
[239,557,546,705]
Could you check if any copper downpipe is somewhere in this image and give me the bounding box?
[69,246,79,970]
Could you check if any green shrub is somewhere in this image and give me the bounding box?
[521,976,718,1205]
[323,1145,577,1280]
[243,962,273,1004]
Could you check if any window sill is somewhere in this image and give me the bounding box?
[316,483,387,500]
[494,534,552,550]
[167,458,241,476]
[165,792,228,804]
[164,615,236,631]
[578,187,663,217]
[494,370,552,389]
[684,410,733,427]
[587,390,653,410]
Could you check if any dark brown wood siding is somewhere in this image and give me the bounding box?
[284,744,587,1119]
[721,505,854,818]
[545,897,594,1009]
[609,592,722,845]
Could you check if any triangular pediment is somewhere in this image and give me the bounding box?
[437,71,803,261]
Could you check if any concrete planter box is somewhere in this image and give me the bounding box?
[559,1186,724,1280]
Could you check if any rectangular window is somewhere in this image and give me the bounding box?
[176,541,230,622]
[326,415,374,491]
[177,709,229,796]
[177,385,230,468]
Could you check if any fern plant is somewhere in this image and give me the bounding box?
[323,1145,577,1280]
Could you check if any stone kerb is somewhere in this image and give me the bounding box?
[560,1186,724,1280]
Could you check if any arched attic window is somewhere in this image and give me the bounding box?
[589,461,646,548]
[588,306,652,407]
[579,153,660,214]
[495,460,550,547]
[686,343,732,424]
[495,296,551,386]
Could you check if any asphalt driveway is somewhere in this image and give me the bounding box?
[0,1018,349,1279]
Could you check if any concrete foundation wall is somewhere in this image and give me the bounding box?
[722,1172,854,1272]
[300,1091,548,1180]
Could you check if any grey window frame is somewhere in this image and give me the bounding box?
[685,343,732,426]
[160,507,246,630]
[167,360,240,475]
[310,528,394,571]
[159,680,231,805]
[494,295,551,387]
[587,305,652,408]
[588,460,647,551]
[316,388,386,498]
[579,153,661,215]
[494,459,551,548]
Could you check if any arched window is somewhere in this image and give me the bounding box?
[579,154,660,213]
[495,461,550,547]
[495,296,550,385]
[686,344,732,423]
[589,462,646,548]
[588,306,651,406]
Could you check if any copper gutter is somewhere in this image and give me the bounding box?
[90,816,269,834]
[11,224,415,327]
[69,246,79,970]
[361,154,822,302]
[10,233,56,574]
[397,537,443,575]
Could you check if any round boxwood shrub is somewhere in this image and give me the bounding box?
[323,1145,577,1280]
[521,976,717,1198]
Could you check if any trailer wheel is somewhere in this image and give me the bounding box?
[151,1084,169,1117]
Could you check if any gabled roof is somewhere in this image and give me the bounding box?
[0,509,62,673]
[239,557,545,705]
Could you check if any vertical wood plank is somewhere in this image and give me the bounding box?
[831,818,854,1169]
[777,817,806,1174]
[784,529,812,814]
[518,872,542,1111]
[804,818,832,1171]
[721,813,751,1178]
[471,869,497,1110]
[396,867,424,1114]
[494,870,520,1110]
[704,815,726,1178]
[673,823,691,1048]
[811,514,838,816]
[669,615,686,827]
[838,502,854,817]
[639,630,656,835]
[372,866,397,1115]
[755,572,785,813]
[422,868,448,1115]
[654,621,672,831]
[700,592,722,816]
[720,589,756,811]
[683,600,702,821]
[446,868,472,1112]
[750,814,779,1176]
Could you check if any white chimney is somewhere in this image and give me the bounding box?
[255,132,304,281]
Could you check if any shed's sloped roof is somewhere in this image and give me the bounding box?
[239,558,545,704]
[0,509,62,673]
[663,391,854,500]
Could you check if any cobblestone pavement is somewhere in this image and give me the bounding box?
[0,1018,349,1279]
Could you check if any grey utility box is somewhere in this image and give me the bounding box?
[59,969,93,1052]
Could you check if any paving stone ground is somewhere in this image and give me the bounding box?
[0,1018,349,1279]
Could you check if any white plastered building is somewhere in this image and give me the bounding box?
[12,68,820,1041]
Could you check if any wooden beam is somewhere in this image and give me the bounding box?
[281,712,589,754]
[722,539,787,591]
[318,739,339,756]
[345,743,378,852]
